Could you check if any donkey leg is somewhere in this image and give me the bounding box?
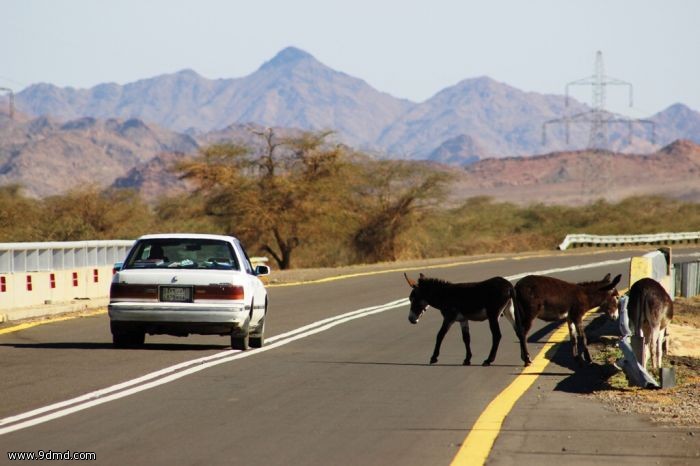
[483,315,502,366]
[520,316,534,366]
[577,320,592,364]
[567,320,585,367]
[655,330,663,370]
[460,321,472,365]
[649,326,661,370]
[431,320,453,364]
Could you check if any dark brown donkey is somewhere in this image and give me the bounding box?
[404,273,527,366]
[627,278,673,370]
[515,273,621,366]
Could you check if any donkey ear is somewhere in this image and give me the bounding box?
[419,273,426,279]
[599,274,622,291]
[611,274,621,286]
[404,273,417,288]
[602,273,611,282]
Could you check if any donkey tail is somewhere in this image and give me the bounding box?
[510,283,531,366]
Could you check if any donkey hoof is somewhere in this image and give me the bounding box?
[482,360,492,367]
[463,359,471,366]
[430,357,438,364]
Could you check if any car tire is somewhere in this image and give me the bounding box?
[231,331,249,351]
[111,323,145,348]
[231,300,251,351]
[250,314,265,349]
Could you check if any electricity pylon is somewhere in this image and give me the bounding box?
[542,51,654,149]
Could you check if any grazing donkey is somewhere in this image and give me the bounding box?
[404,273,527,366]
[627,278,673,370]
[515,273,621,366]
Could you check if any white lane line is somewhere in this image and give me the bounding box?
[505,258,629,282]
[0,259,628,436]
[0,297,407,431]
[0,300,407,435]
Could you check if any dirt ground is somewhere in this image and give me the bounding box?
[586,296,700,428]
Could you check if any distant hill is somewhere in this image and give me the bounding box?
[0,114,197,197]
[112,152,192,203]
[451,139,700,205]
[13,47,700,160]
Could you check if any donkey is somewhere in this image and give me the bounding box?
[515,273,621,367]
[627,278,673,370]
[404,273,527,366]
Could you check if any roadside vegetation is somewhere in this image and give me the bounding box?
[3,130,700,269]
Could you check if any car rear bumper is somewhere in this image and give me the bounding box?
[108,302,249,336]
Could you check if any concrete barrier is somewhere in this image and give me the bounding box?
[629,247,673,295]
[0,240,133,322]
[0,240,270,323]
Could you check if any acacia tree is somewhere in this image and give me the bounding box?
[0,184,43,241]
[352,161,451,262]
[176,130,355,269]
[40,186,155,240]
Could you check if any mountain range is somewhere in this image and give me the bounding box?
[9,46,700,162]
[2,46,700,203]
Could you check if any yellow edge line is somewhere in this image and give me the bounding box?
[0,309,106,335]
[267,257,508,287]
[450,287,629,466]
[450,322,571,466]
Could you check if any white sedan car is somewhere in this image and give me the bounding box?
[108,234,270,349]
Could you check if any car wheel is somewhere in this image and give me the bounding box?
[111,323,145,348]
[231,331,249,351]
[250,316,265,349]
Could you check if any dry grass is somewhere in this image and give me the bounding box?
[674,295,700,327]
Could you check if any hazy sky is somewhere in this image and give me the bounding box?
[2,0,698,117]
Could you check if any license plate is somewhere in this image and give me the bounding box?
[159,286,193,303]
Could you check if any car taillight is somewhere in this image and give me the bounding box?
[110,283,158,300]
[195,285,244,300]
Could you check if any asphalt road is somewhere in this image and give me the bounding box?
[1,249,699,465]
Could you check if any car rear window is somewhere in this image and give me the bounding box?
[124,239,240,270]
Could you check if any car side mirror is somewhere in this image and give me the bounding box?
[255,265,271,276]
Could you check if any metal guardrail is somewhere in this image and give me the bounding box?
[558,232,700,251]
[0,240,271,274]
[0,240,135,274]
[675,260,700,297]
